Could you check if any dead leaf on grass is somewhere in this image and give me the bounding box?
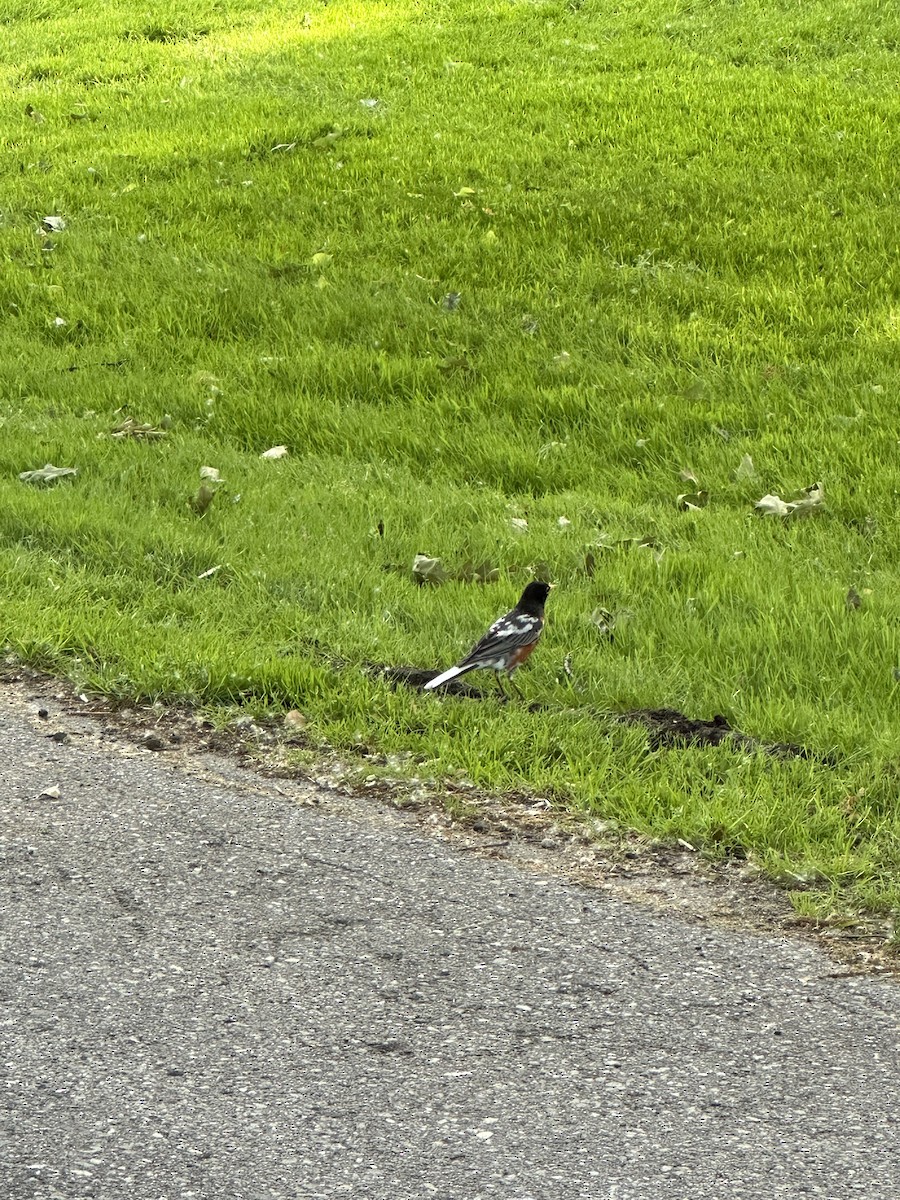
[635,539,666,565]
[755,482,825,519]
[754,493,791,517]
[261,445,289,459]
[591,606,633,639]
[788,481,825,516]
[734,454,756,481]
[457,560,500,584]
[677,491,707,511]
[110,417,168,439]
[189,483,217,516]
[19,463,77,484]
[599,535,639,551]
[412,553,448,585]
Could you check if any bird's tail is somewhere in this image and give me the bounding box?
[423,663,474,691]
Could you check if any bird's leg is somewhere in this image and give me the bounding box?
[506,672,525,702]
[495,672,510,703]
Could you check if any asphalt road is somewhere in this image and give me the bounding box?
[1,687,898,1200]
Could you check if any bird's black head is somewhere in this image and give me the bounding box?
[517,580,553,615]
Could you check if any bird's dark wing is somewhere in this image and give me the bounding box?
[458,610,543,669]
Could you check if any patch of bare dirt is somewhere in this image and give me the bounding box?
[375,665,824,759]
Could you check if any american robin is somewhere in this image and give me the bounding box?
[423,581,552,699]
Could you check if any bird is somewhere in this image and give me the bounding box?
[423,581,552,700]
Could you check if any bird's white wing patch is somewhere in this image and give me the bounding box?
[458,609,542,671]
[489,613,536,638]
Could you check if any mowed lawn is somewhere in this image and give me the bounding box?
[3,0,900,927]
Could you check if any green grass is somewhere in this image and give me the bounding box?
[3,0,900,928]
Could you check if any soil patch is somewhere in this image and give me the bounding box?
[375,665,823,760]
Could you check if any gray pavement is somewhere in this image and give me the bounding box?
[0,687,898,1200]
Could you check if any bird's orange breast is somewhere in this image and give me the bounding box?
[508,640,538,668]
